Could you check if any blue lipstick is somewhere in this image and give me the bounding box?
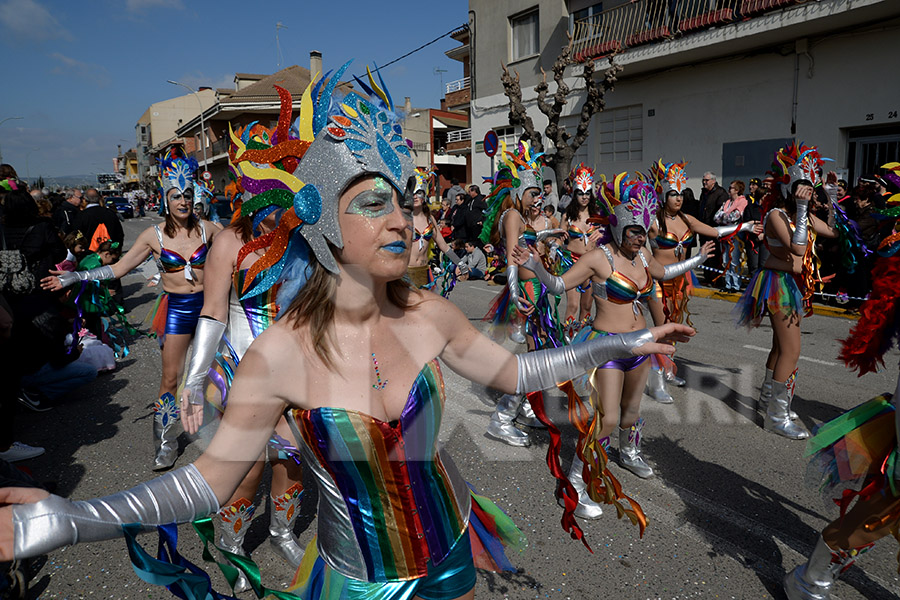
[381,241,407,254]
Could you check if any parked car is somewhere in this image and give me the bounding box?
[109,197,134,219]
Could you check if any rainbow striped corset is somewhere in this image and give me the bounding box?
[287,360,471,582]
[592,245,653,314]
[226,270,281,358]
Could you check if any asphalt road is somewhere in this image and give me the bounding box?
[10,214,900,599]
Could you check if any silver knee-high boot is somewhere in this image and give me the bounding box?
[509,319,526,344]
[759,368,798,419]
[152,393,179,471]
[646,367,674,404]
[784,535,873,600]
[557,450,606,519]
[268,483,305,567]
[765,379,809,439]
[665,371,686,387]
[487,394,530,446]
[618,418,654,478]
[516,397,547,429]
[216,498,256,593]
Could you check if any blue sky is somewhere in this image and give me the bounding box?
[0,0,468,179]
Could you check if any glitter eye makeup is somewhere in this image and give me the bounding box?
[345,177,395,218]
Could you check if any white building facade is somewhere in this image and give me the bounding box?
[468,0,900,189]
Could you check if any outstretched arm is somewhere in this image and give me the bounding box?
[435,296,694,394]
[647,242,716,281]
[0,341,286,561]
[40,228,155,291]
[510,244,602,295]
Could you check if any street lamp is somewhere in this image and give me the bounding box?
[166,80,207,171]
[0,116,24,164]
[25,147,39,181]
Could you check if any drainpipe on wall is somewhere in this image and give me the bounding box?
[791,38,813,136]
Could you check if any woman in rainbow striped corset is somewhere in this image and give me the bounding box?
[9,64,694,600]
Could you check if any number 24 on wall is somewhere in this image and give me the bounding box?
[868,111,898,121]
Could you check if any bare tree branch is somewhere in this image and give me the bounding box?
[500,62,543,152]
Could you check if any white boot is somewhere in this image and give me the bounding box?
[557,454,604,519]
[784,535,873,600]
[268,483,305,567]
[152,393,179,471]
[765,380,809,439]
[645,367,674,404]
[759,368,797,419]
[486,394,530,446]
[215,498,256,593]
[618,419,654,478]
[515,398,547,429]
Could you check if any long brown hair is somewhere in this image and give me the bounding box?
[488,194,522,247]
[281,258,417,369]
[656,194,691,237]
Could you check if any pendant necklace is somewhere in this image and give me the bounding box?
[371,353,388,390]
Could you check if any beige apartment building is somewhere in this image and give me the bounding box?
[466,0,900,189]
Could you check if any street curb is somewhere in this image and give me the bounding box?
[692,286,859,320]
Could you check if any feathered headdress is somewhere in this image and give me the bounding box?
[231,61,415,308]
[570,163,595,195]
[598,172,658,246]
[478,141,544,244]
[157,148,199,214]
[649,159,688,201]
[413,166,436,196]
[771,142,826,196]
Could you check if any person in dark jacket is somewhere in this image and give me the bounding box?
[2,189,66,285]
[72,188,123,249]
[53,188,84,235]
[462,184,488,240]
[450,192,467,240]
[698,172,729,285]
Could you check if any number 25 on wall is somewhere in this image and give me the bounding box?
[866,112,897,121]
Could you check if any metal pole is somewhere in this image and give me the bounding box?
[0,116,24,164]
[166,81,208,169]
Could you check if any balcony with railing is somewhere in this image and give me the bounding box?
[444,77,471,109]
[445,128,472,154]
[572,0,799,62]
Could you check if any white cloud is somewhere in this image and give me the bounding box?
[175,71,234,92]
[0,0,72,41]
[49,52,110,87]
[125,0,183,12]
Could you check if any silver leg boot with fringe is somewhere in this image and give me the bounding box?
[557,452,605,519]
[516,398,547,429]
[152,393,179,471]
[268,483,305,567]
[765,380,809,439]
[216,498,256,593]
[646,367,674,404]
[784,535,873,600]
[758,368,798,419]
[487,394,530,446]
[618,418,654,478]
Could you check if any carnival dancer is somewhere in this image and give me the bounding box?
[734,143,838,440]
[41,150,220,470]
[407,166,466,294]
[177,112,309,591]
[512,172,715,490]
[646,160,761,403]
[783,241,900,599]
[480,142,564,447]
[560,163,603,341]
[0,62,695,600]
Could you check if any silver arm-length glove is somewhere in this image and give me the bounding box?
[506,264,529,311]
[521,253,566,296]
[714,222,756,238]
[182,317,227,405]
[661,252,708,281]
[535,228,566,243]
[56,265,116,289]
[516,329,654,394]
[792,199,809,246]
[12,464,219,559]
